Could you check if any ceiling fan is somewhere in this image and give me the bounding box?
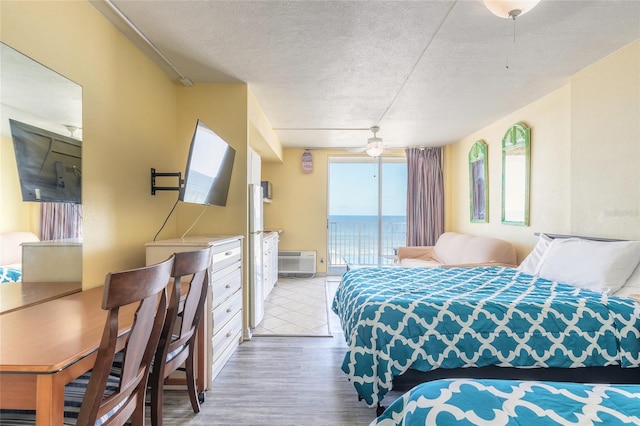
[332,126,386,156]
[277,125,386,156]
[364,126,384,157]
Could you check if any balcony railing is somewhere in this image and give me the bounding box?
[328,219,406,272]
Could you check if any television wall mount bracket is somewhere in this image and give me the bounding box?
[150,168,183,195]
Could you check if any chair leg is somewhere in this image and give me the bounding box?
[132,388,147,426]
[185,350,201,413]
[150,364,164,426]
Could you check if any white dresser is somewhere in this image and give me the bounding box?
[146,234,244,388]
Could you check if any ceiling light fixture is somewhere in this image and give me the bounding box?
[484,0,541,69]
[483,0,541,20]
[366,126,384,157]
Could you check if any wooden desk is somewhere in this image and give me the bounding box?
[0,286,137,425]
[0,281,81,314]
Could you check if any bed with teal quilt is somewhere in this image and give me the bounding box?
[371,378,640,426]
[331,266,640,409]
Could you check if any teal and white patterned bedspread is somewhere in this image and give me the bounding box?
[0,266,21,283]
[371,379,640,426]
[331,266,640,407]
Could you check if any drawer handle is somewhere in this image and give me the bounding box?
[226,331,232,337]
[225,284,231,288]
[225,251,233,256]
[226,308,232,313]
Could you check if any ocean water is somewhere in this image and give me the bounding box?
[328,215,406,266]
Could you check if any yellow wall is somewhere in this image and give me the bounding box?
[248,91,282,162]
[447,86,572,261]
[570,41,640,238]
[448,40,640,261]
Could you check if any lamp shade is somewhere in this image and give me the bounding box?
[484,0,541,19]
[366,137,384,157]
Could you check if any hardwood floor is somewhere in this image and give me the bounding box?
[156,336,404,425]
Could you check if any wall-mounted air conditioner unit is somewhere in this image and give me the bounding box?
[278,250,316,277]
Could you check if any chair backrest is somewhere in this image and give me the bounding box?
[156,247,211,375]
[76,255,174,426]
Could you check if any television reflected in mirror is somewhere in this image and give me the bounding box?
[10,119,82,204]
[179,119,236,207]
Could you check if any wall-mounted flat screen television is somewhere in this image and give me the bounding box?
[10,119,82,204]
[179,119,236,206]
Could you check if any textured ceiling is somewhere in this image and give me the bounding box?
[92,0,640,152]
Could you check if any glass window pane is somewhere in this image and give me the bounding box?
[328,156,406,274]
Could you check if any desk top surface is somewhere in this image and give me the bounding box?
[0,281,81,315]
[0,286,137,374]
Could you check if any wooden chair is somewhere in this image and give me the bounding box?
[0,256,174,426]
[149,247,211,426]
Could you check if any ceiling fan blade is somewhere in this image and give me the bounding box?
[273,127,369,131]
[344,147,366,153]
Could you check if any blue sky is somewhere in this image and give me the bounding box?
[328,160,407,216]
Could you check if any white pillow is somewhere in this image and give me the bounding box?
[614,261,640,297]
[517,233,553,276]
[537,238,640,294]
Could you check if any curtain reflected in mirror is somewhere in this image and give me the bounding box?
[469,140,488,223]
[501,123,530,225]
[41,204,82,240]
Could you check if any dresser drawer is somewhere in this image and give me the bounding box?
[212,290,242,334]
[212,311,242,360]
[211,322,241,381]
[211,242,242,271]
[211,265,242,303]
[211,257,241,282]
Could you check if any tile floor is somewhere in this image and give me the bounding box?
[252,275,343,336]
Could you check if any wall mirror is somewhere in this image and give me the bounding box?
[0,42,82,309]
[501,122,530,226]
[469,140,488,223]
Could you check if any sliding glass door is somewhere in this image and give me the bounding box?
[327,156,407,274]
